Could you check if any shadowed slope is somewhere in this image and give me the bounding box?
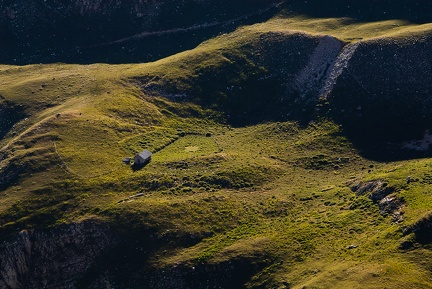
[0,0,280,64]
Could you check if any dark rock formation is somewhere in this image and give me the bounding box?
[0,221,265,289]
[348,180,405,223]
[348,179,405,222]
[0,221,114,289]
[349,180,394,202]
[378,195,405,223]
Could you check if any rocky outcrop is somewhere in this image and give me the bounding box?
[349,180,405,222]
[0,221,114,289]
[0,220,266,289]
[349,180,394,202]
[402,130,432,151]
[320,42,360,99]
[295,36,345,99]
[378,195,405,223]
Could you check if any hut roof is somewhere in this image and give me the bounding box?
[137,149,152,160]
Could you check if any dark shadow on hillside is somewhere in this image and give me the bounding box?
[328,103,432,162]
[416,229,432,246]
[0,1,280,65]
[131,162,150,172]
[3,1,431,65]
[281,0,432,24]
[337,127,432,162]
[137,27,328,128]
[141,73,317,128]
[0,21,254,65]
[402,214,432,246]
[0,96,26,140]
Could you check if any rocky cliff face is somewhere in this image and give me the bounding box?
[0,221,265,289]
[0,221,114,289]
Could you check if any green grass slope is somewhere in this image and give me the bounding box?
[1,10,432,289]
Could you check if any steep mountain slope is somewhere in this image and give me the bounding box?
[0,0,280,64]
[328,31,432,155]
[1,0,432,64]
[1,2,432,289]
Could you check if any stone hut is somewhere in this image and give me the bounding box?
[134,149,152,166]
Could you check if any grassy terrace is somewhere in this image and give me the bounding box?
[1,10,432,288]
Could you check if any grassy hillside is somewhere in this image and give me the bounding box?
[1,7,432,289]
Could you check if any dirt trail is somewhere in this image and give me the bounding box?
[94,2,281,47]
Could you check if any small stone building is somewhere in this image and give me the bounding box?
[134,149,152,166]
